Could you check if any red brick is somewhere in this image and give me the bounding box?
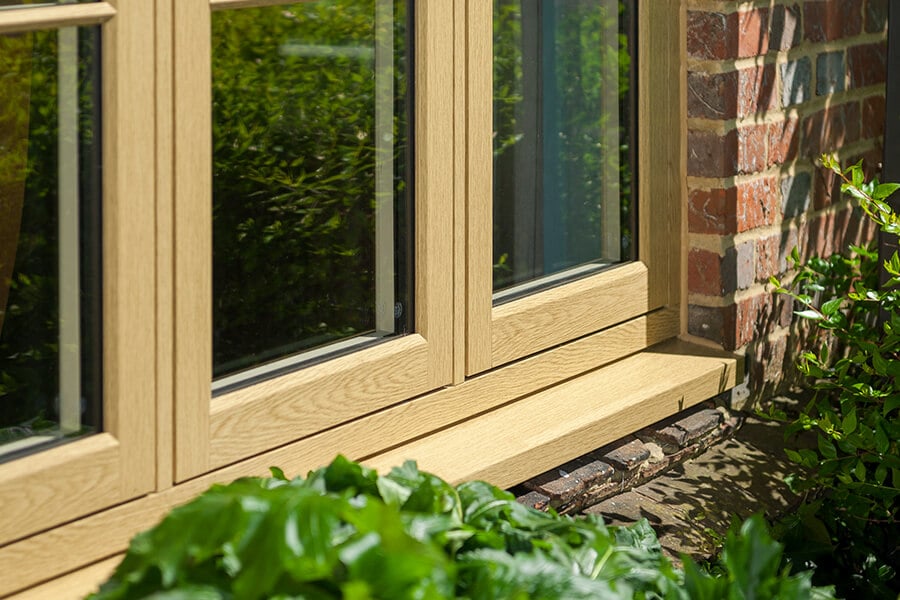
[735,176,779,232]
[813,165,841,209]
[801,102,861,157]
[865,0,888,33]
[688,129,738,177]
[688,248,724,296]
[848,42,887,88]
[755,234,781,282]
[804,0,863,42]
[768,118,799,166]
[688,71,738,119]
[770,4,802,51]
[862,96,886,139]
[687,11,734,60]
[737,124,769,174]
[737,8,770,58]
[688,187,737,235]
[737,64,777,117]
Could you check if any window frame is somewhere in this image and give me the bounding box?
[466,0,682,374]
[0,0,157,546]
[170,0,455,481]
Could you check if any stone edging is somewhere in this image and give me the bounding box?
[514,401,743,514]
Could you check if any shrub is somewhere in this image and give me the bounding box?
[91,456,830,599]
[769,155,900,597]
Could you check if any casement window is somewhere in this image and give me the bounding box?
[2,1,737,595]
[0,1,156,545]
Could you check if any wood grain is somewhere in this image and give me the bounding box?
[0,3,115,33]
[367,339,741,488]
[490,262,649,366]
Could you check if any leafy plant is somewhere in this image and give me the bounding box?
[92,456,830,599]
[769,155,900,596]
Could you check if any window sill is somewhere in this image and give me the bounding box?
[365,339,743,489]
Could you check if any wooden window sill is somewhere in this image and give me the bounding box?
[366,339,742,489]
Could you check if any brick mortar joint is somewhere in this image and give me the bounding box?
[516,402,745,515]
[687,33,889,76]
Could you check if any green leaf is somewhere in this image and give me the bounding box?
[818,435,838,460]
[873,182,900,200]
[795,309,823,320]
[842,408,858,435]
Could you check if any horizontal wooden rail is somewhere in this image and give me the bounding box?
[0,3,115,34]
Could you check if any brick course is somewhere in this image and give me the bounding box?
[686,0,885,399]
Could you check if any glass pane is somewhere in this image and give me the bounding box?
[0,26,102,460]
[493,0,636,295]
[212,0,411,385]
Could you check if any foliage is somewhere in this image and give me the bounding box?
[769,155,900,596]
[92,456,830,599]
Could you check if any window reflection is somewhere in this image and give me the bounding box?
[493,0,636,296]
[212,0,411,384]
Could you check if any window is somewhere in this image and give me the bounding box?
[2,2,715,594]
[172,0,453,480]
[467,0,679,373]
[0,23,102,460]
[0,1,156,547]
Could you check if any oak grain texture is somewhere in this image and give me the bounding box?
[490,261,649,366]
[366,339,741,488]
[0,3,115,33]
[172,0,212,481]
[0,309,680,596]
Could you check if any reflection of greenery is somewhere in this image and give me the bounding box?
[492,0,633,289]
[212,1,409,376]
[0,28,100,445]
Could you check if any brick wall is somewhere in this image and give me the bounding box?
[684,0,888,405]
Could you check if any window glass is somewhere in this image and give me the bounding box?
[493,0,636,297]
[211,0,411,386]
[0,26,102,460]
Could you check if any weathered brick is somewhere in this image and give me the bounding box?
[737,64,777,117]
[601,437,651,472]
[737,124,769,174]
[781,57,812,107]
[688,304,726,345]
[770,3,802,51]
[525,459,615,505]
[673,409,723,443]
[688,129,738,178]
[688,71,737,119]
[816,51,846,96]
[847,42,887,88]
[802,102,861,157]
[688,248,724,296]
[727,240,755,291]
[737,8,770,58]
[862,96,886,139]
[813,164,841,209]
[735,176,779,232]
[804,0,863,42]
[768,118,799,166]
[781,171,812,218]
[688,187,737,235]
[865,0,888,33]
[516,491,550,511]
[639,426,687,453]
[687,11,733,60]
[755,234,782,281]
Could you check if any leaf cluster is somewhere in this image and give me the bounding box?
[92,456,829,599]
[768,156,900,596]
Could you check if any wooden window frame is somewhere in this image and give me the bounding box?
[466,0,682,374]
[170,0,455,481]
[0,1,157,546]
